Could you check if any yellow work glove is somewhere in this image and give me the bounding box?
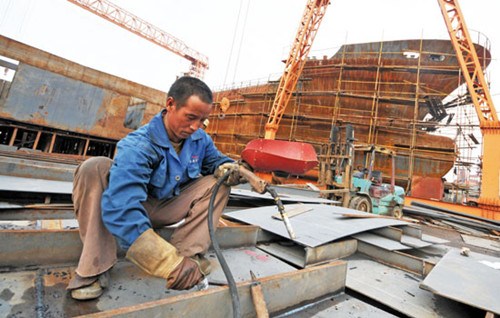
[126,229,207,290]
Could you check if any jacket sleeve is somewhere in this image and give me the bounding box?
[101,137,157,250]
[200,133,233,175]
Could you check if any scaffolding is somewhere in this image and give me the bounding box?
[209,35,491,196]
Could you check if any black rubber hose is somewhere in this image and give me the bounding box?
[208,171,241,318]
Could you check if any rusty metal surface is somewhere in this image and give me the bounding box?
[4,63,106,130]
[0,247,301,317]
[0,35,164,141]
[225,204,408,247]
[0,203,74,221]
[420,249,500,315]
[346,254,483,318]
[0,35,165,106]
[78,261,346,318]
[208,39,491,183]
[411,176,446,201]
[0,152,77,182]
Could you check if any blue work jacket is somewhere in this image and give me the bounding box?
[101,111,232,250]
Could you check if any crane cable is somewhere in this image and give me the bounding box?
[223,0,250,87]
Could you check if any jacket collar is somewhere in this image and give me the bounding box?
[148,110,203,148]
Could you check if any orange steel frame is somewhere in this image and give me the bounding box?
[264,0,330,140]
[66,0,209,79]
[437,0,500,214]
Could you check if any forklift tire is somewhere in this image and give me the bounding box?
[349,196,371,213]
[392,206,403,219]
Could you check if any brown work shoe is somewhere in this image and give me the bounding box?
[70,272,109,300]
[70,281,102,300]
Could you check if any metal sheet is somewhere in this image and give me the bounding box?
[346,255,481,318]
[275,292,398,318]
[205,247,296,285]
[0,175,73,194]
[4,64,106,131]
[401,234,434,249]
[353,233,413,251]
[226,204,408,247]
[0,270,38,318]
[230,188,337,204]
[461,234,500,252]
[421,233,449,245]
[420,249,500,314]
[236,183,324,198]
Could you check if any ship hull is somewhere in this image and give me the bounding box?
[209,39,491,186]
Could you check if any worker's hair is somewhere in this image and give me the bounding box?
[167,76,213,108]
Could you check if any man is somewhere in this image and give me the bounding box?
[67,76,239,300]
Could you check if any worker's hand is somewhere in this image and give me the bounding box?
[214,162,248,186]
[167,257,205,290]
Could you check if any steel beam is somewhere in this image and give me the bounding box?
[258,239,357,268]
[0,225,259,268]
[357,241,435,276]
[77,261,347,318]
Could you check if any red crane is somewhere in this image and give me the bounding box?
[67,0,209,79]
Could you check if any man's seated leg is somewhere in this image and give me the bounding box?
[68,156,116,300]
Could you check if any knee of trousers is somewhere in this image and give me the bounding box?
[75,157,113,180]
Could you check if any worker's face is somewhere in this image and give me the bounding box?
[164,95,212,142]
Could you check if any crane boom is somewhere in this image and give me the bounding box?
[264,0,330,140]
[437,0,498,125]
[437,0,500,212]
[67,0,209,78]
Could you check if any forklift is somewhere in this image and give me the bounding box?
[319,125,405,218]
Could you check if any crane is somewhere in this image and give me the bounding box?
[437,0,500,214]
[66,0,209,79]
[264,0,330,140]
